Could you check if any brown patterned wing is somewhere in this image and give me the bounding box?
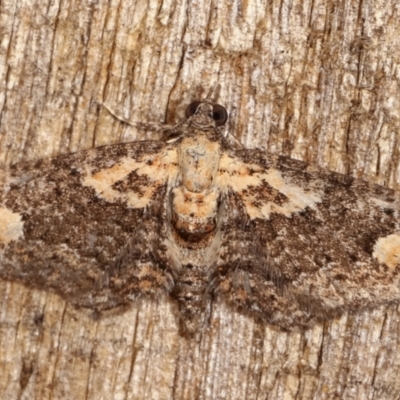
[213,150,400,328]
[0,141,178,311]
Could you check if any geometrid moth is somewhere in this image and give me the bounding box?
[0,87,399,334]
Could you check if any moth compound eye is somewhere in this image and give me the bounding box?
[212,104,228,126]
[185,101,202,118]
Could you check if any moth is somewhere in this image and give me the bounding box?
[0,87,400,335]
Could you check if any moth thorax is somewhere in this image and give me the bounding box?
[179,135,220,193]
[170,186,219,243]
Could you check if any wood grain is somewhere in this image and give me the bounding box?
[1,0,400,398]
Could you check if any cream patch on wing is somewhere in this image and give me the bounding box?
[82,149,178,208]
[0,207,24,244]
[373,233,400,269]
[218,154,321,219]
[370,197,398,209]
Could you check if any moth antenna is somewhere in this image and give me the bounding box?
[102,102,174,132]
[205,83,221,103]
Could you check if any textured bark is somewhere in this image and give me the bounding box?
[1,0,400,399]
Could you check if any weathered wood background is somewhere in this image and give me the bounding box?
[1,0,400,399]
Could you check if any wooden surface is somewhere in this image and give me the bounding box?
[1,0,400,398]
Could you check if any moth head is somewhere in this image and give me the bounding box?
[185,101,228,129]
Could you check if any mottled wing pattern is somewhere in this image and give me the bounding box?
[0,141,177,310]
[214,150,400,327]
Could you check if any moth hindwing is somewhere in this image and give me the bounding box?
[1,92,400,335]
